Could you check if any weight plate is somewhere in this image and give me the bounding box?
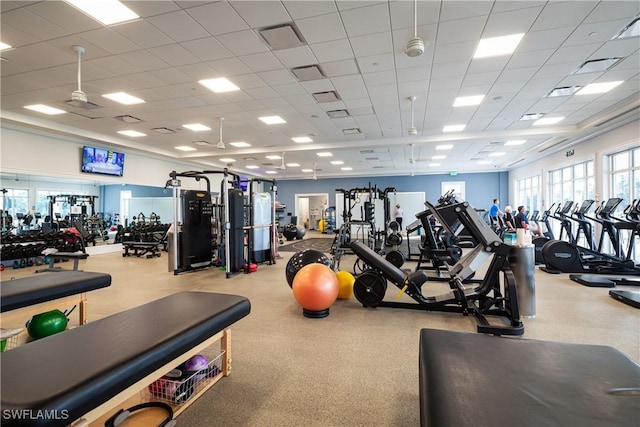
[353,271,387,307]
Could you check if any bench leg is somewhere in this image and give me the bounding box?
[79,293,88,325]
[222,328,232,376]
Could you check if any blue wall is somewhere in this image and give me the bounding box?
[274,171,508,215]
[100,172,508,219]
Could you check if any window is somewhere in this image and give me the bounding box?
[547,160,594,240]
[608,147,640,260]
[1,189,29,228]
[515,174,540,214]
[36,190,63,219]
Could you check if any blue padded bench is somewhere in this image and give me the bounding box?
[1,271,111,324]
[1,291,251,426]
[419,328,640,427]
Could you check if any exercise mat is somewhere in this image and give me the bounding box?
[278,238,334,254]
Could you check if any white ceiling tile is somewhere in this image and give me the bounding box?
[148,68,192,85]
[434,41,477,63]
[77,28,141,55]
[296,13,347,44]
[111,20,175,50]
[564,19,633,47]
[147,10,210,42]
[340,3,391,37]
[531,1,598,31]
[243,86,281,100]
[239,52,285,73]
[545,43,602,65]
[389,0,441,29]
[432,60,470,78]
[217,30,271,56]
[497,67,540,83]
[185,2,248,36]
[518,27,575,52]
[590,38,640,60]
[357,53,395,73]
[147,44,201,67]
[207,57,253,77]
[492,1,547,14]
[309,39,354,63]
[228,1,290,28]
[610,54,640,71]
[482,6,544,38]
[506,49,555,69]
[283,1,338,19]
[232,74,269,90]
[331,75,368,99]
[583,1,640,24]
[181,37,235,62]
[258,69,298,85]
[467,57,510,74]
[350,32,393,58]
[321,59,360,78]
[396,66,430,84]
[273,46,318,69]
[119,50,172,72]
[440,1,493,22]
[299,79,334,94]
[2,6,70,41]
[437,15,487,45]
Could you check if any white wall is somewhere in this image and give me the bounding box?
[509,120,640,208]
[0,124,215,190]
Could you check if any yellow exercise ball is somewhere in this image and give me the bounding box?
[335,270,355,299]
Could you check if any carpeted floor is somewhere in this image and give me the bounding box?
[278,237,335,253]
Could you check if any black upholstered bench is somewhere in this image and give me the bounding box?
[36,251,89,272]
[1,271,111,324]
[419,328,640,427]
[1,291,251,426]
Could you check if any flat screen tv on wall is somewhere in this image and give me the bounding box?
[81,145,125,177]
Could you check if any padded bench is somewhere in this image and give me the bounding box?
[36,251,89,272]
[1,291,251,426]
[122,241,162,258]
[419,328,640,427]
[0,271,111,324]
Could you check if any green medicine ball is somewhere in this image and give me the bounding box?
[26,310,68,340]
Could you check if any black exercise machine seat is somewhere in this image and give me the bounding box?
[350,240,428,286]
[419,328,640,427]
[1,292,251,426]
[0,271,111,312]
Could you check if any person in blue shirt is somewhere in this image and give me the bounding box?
[489,199,502,225]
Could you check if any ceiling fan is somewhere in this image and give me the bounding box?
[66,45,100,110]
[408,96,417,136]
[405,0,425,57]
[217,117,225,149]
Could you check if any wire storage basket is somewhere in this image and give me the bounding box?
[146,349,225,405]
[0,329,22,352]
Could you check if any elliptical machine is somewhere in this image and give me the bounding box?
[532,203,556,264]
[540,198,640,275]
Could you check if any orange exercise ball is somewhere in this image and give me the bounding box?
[335,270,355,299]
[292,263,339,318]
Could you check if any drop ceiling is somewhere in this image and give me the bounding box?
[1,1,639,181]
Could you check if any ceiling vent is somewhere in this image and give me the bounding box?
[292,65,325,81]
[507,158,526,167]
[116,115,143,123]
[152,127,176,134]
[193,140,212,146]
[595,104,640,127]
[65,99,101,110]
[327,109,349,119]
[259,23,306,50]
[360,149,374,154]
[574,57,622,74]
[520,113,544,121]
[537,137,569,153]
[342,128,362,135]
[314,91,341,103]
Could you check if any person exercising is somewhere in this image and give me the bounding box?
[489,198,503,226]
[515,205,542,236]
[394,204,404,230]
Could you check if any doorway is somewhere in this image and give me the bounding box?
[294,193,329,231]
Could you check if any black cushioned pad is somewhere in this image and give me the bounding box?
[1,291,251,426]
[350,241,405,284]
[419,328,640,427]
[0,271,111,312]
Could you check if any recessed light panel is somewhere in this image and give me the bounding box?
[613,17,640,39]
[331,160,344,165]
[533,117,564,126]
[175,146,196,152]
[436,144,454,150]
[547,86,581,97]
[220,158,236,163]
[0,42,12,51]
[453,95,484,107]
[198,77,239,93]
[183,123,211,131]
[573,57,623,74]
[432,155,446,160]
[473,33,524,58]
[230,142,251,148]
[265,170,277,175]
[301,169,313,173]
[505,140,526,146]
[478,160,492,164]
[520,113,544,121]
[246,165,260,169]
[102,92,145,105]
[341,167,353,171]
[576,81,623,95]
[287,163,300,167]
[118,130,146,137]
[64,0,139,25]
[442,124,465,132]
[428,163,441,167]
[317,152,333,157]
[292,136,313,143]
[24,104,66,115]
[488,152,506,157]
[259,116,286,124]
[266,155,282,160]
